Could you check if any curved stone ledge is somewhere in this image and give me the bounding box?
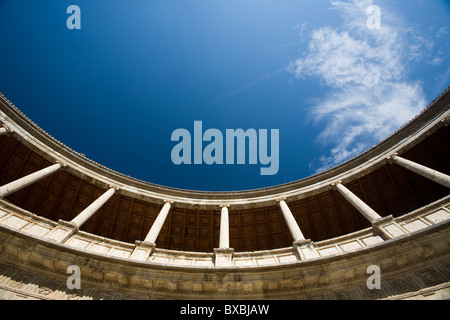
[0,204,449,299]
[1,195,449,269]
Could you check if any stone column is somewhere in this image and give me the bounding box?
[144,201,172,243]
[131,200,172,261]
[332,181,406,239]
[277,199,318,260]
[219,205,230,248]
[214,205,234,267]
[333,182,382,223]
[277,199,305,241]
[389,154,450,189]
[0,162,64,198]
[71,187,117,228]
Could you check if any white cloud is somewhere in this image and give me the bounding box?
[429,55,443,66]
[311,82,426,173]
[289,26,404,88]
[429,50,445,67]
[294,22,308,42]
[436,26,449,38]
[289,0,428,173]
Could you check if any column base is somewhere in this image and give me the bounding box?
[130,241,156,261]
[44,219,78,243]
[372,215,409,239]
[293,239,319,260]
[214,248,234,267]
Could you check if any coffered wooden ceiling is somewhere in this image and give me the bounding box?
[0,125,449,253]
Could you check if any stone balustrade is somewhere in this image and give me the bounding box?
[1,196,449,269]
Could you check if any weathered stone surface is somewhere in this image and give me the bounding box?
[0,212,449,299]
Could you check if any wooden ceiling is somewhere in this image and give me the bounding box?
[0,125,449,253]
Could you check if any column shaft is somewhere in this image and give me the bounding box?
[144,201,172,243]
[278,199,305,242]
[334,182,382,223]
[0,163,62,198]
[219,206,230,248]
[71,188,116,228]
[391,155,450,188]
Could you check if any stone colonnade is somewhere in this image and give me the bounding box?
[0,153,448,266]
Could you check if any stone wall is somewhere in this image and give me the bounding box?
[1,196,449,300]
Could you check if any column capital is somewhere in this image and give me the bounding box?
[386,152,398,164]
[275,197,287,203]
[108,185,120,191]
[55,160,68,168]
[1,124,12,134]
[441,114,450,127]
[163,199,174,204]
[331,181,342,190]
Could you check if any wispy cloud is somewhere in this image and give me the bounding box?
[195,68,284,111]
[223,68,284,98]
[436,26,449,38]
[288,0,429,173]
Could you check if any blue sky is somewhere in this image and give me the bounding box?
[0,0,449,191]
